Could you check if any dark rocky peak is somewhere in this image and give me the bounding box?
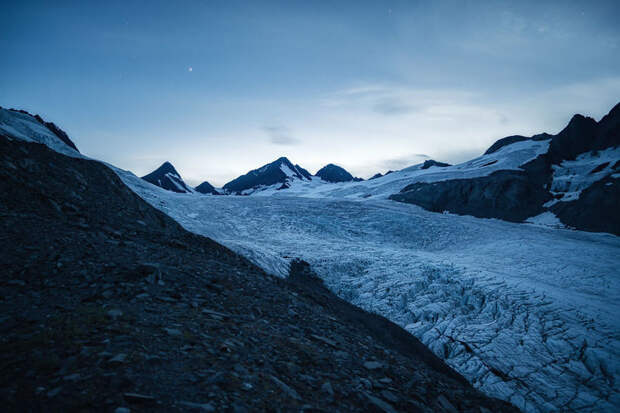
[316,163,355,183]
[151,161,179,176]
[421,160,451,169]
[195,181,220,195]
[595,101,620,149]
[223,156,311,193]
[5,107,79,152]
[549,113,599,164]
[141,161,193,193]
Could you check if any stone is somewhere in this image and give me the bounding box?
[123,393,156,404]
[366,394,397,413]
[363,361,383,370]
[178,401,216,412]
[270,375,301,401]
[63,373,81,381]
[47,387,62,398]
[321,381,334,396]
[107,309,123,320]
[164,328,182,336]
[108,353,128,365]
[381,390,399,403]
[436,395,458,413]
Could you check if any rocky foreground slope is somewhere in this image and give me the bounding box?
[0,136,516,411]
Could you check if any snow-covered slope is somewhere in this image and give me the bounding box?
[547,146,620,205]
[0,108,80,157]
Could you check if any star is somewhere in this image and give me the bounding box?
[188,67,193,72]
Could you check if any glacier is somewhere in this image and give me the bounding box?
[2,106,619,411]
[115,178,620,412]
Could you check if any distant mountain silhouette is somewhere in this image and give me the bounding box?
[195,181,220,195]
[316,163,357,182]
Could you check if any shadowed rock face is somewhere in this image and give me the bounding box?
[195,181,220,195]
[391,169,551,222]
[551,175,620,234]
[223,157,312,194]
[0,135,517,412]
[391,102,620,234]
[142,161,193,193]
[316,164,355,183]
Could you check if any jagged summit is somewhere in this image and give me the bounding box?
[223,156,312,194]
[142,161,193,193]
[316,163,358,183]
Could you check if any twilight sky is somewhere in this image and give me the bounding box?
[2,1,619,186]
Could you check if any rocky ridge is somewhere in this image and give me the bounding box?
[391,102,620,235]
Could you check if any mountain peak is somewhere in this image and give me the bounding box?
[316,163,355,183]
[275,156,291,164]
[223,157,311,193]
[195,180,220,195]
[157,161,178,174]
[142,162,192,193]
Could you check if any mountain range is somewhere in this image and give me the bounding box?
[134,102,619,235]
[1,103,619,411]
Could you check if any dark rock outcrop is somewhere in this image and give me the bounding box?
[195,181,220,195]
[142,161,193,193]
[551,175,620,234]
[0,134,517,412]
[547,115,599,164]
[391,169,551,222]
[370,170,395,180]
[223,157,311,194]
[421,160,451,169]
[316,164,356,183]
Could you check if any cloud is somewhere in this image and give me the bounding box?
[376,153,430,171]
[262,125,300,146]
[372,97,414,115]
